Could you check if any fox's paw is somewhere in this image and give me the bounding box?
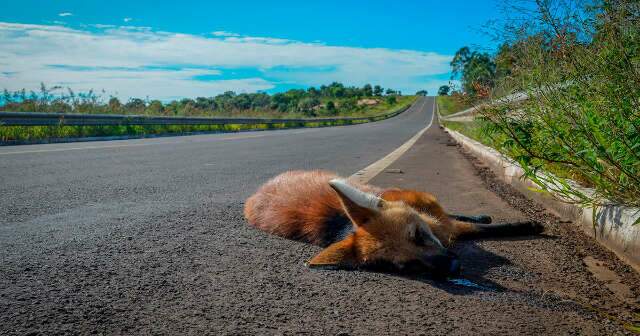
[518,221,545,235]
[475,215,492,224]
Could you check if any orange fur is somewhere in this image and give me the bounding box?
[244,170,474,248]
[245,170,466,271]
[244,170,541,270]
[244,170,382,245]
[380,189,478,244]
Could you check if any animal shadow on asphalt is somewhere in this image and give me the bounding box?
[371,229,555,295]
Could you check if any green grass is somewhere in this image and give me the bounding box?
[442,119,596,189]
[0,122,327,143]
[261,95,414,119]
[0,97,415,143]
[442,120,499,148]
[349,95,415,116]
[436,95,474,116]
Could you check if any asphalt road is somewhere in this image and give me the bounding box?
[1,97,638,335]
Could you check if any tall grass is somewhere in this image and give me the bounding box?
[480,0,640,208]
[436,94,474,116]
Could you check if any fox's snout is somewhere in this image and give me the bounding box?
[394,251,460,277]
[422,251,461,277]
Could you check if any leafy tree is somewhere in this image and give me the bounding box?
[181,101,198,116]
[230,94,252,110]
[463,53,495,96]
[125,98,146,112]
[415,90,428,96]
[195,97,216,111]
[437,85,450,96]
[2,89,11,104]
[164,101,179,115]
[362,84,373,97]
[494,43,516,81]
[147,100,164,115]
[326,100,335,111]
[340,97,357,112]
[373,85,383,96]
[450,46,496,97]
[297,97,320,116]
[270,93,290,112]
[249,93,270,109]
[108,97,122,113]
[328,82,345,97]
[307,87,319,96]
[386,95,397,105]
[450,46,472,79]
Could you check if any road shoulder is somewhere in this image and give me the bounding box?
[369,124,640,334]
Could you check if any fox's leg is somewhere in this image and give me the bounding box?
[380,189,492,224]
[380,189,448,219]
[380,189,543,240]
[449,214,492,224]
[453,221,544,240]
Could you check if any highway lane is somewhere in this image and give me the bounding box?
[2,95,636,335]
[1,97,434,334]
[0,98,430,225]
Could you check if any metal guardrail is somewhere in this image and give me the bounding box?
[440,91,530,121]
[0,103,413,127]
[440,82,570,121]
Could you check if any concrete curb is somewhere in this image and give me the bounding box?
[444,127,640,273]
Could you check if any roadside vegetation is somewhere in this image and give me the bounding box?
[442,0,640,210]
[436,94,473,116]
[0,83,416,143]
[1,82,408,119]
[0,119,378,143]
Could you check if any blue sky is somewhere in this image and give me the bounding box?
[0,0,502,101]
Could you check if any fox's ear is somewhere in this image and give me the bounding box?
[307,238,357,270]
[329,179,384,226]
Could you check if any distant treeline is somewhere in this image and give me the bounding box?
[1,82,406,118]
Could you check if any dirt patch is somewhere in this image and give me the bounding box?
[357,98,380,106]
[584,256,636,305]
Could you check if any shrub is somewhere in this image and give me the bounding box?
[480,0,640,208]
[386,95,397,105]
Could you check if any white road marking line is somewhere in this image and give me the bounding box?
[0,133,270,156]
[0,142,172,156]
[349,97,435,184]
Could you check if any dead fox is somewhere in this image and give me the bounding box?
[244,170,543,276]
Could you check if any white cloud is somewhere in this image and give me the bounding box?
[0,22,452,101]
[123,18,133,23]
[58,12,73,17]
[212,31,240,37]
